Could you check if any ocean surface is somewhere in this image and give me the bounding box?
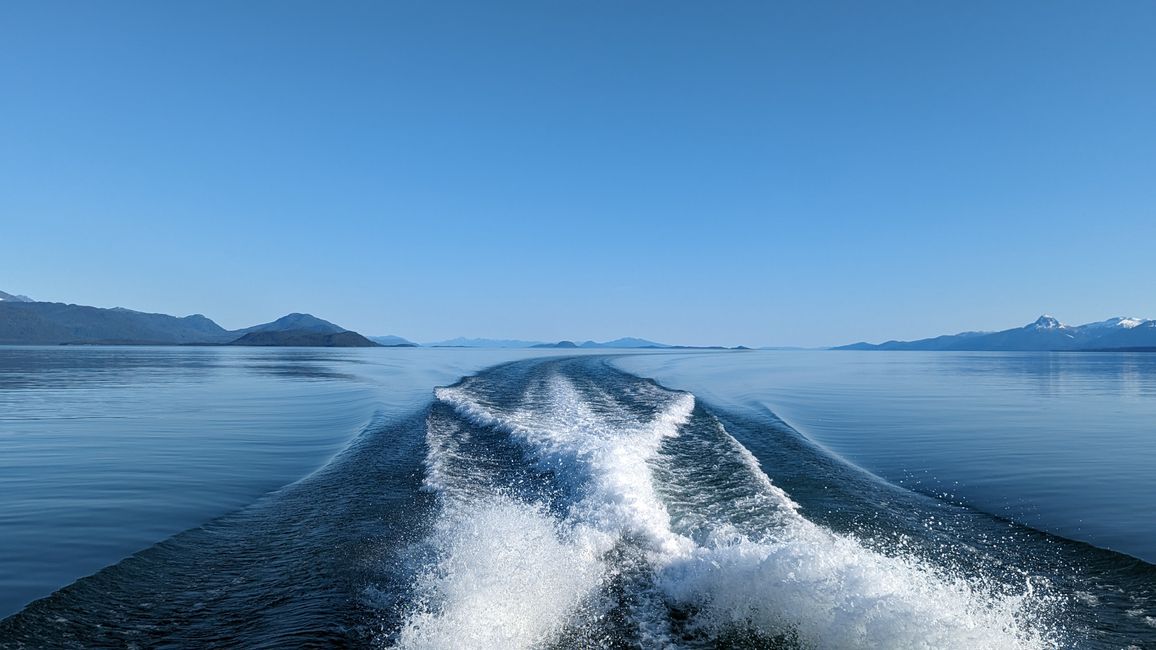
[0,347,1154,648]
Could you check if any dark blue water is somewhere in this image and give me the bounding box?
[1,349,1154,648]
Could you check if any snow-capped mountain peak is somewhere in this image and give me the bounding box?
[1083,317,1149,330]
[1114,317,1145,329]
[841,313,1156,350]
[1030,315,1063,329]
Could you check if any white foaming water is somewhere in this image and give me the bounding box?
[653,402,1055,649]
[395,497,603,649]
[433,376,696,557]
[403,375,693,648]
[403,371,1057,649]
[660,525,1051,649]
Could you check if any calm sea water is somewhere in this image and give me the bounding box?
[1,347,1154,648]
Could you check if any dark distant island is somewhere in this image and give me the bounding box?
[837,315,1156,352]
[0,291,400,348]
[222,313,383,347]
[229,330,379,347]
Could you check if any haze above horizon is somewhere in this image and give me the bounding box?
[4,1,1155,347]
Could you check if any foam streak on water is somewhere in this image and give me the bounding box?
[397,358,1059,649]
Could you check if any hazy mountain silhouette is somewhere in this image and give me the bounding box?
[0,299,383,348]
[837,315,1156,351]
[0,302,232,345]
[425,337,546,348]
[369,335,418,347]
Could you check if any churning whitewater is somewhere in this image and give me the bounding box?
[393,357,1058,649]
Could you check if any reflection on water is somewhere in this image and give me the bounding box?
[0,346,386,617]
[935,352,1156,399]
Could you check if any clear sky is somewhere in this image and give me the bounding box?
[3,1,1155,347]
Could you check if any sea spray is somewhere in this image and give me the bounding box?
[399,359,1060,648]
[395,498,603,649]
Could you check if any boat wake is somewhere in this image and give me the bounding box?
[392,357,1059,649]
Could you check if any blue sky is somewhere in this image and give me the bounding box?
[3,1,1154,347]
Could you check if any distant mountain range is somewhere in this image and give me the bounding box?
[419,336,742,349]
[423,337,544,348]
[531,337,669,349]
[837,315,1156,351]
[1,289,742,350]
[369,335,418,347]
[528,337,719,349]
[0,291,387,348]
